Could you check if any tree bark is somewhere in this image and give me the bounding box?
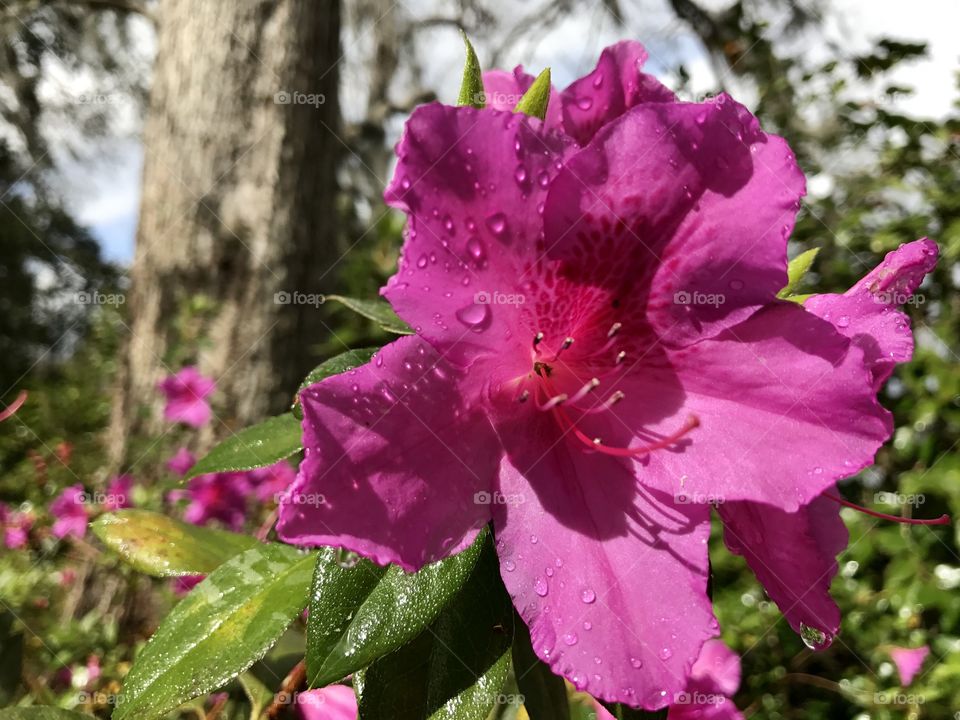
[108,0,341,465]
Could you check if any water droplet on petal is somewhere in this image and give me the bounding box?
[416,254,428,268]
[514,165,528,184]
[504,560,516,572]
[485,212,507,236]
[630,656,643,669]
[836,315,850,328]
[799,622,833,650]
[466,237,486,261]
[659,647,672,660]
[577,96,593,110]
[533,577,549,597]
[581,588,596,604]
[729,279,744,291]
[455,302,491,332]
[563,632,578,646]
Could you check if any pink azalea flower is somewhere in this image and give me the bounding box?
[889,645,929,687]
[1,502,34,549]
[170,472,252,531]
[247,461,298,503]
[157,366,216,428]
[296,686,357,720]
[50,485,89,539]
[171,575,205,596]
[276,41,937,708]
[103,474,134,510]
[167,447,197,476]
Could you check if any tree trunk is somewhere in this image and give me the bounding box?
[108,0,341,466]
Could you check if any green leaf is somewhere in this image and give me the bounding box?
[91,510,260,577]
[456,31,485,109]
[356,538,513,719]
[778,247,820,299]
[0,711,95,720]
[238,671,274,720]
[512,611,570,720]
[299,347,379,392]
[186,414,302,479]
[325,295,412,335]
[306,531,486,687]
[114,544,315,720]
[514,68,552,120]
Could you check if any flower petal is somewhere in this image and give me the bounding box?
[493,411,715,709]
[607,302,891,510]
[383,104,572,369]
[559,40,674,146]
[277,335,502,571]
[719,492,847,640]
[544,95,804,347]
[889,646,930,687]
[806,238,938,388]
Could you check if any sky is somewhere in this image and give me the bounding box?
[62,0,960,266]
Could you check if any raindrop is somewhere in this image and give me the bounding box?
[466,237,486,261]
[576,96,593,111]
[533,577,549,597]
[416,254,428,269]
[504,560,516,572]
[455,302,491,332]
[486,212,507,236]
[836,315,850,328]
[729,279,744,291]
[799,623,833,650]
[563,632,579,646]
[514,165,528,184]
[659,648,672,660]
[630,657,643,669]
[580,588,596,604]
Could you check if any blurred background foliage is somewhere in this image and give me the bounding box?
[1,0,959,718]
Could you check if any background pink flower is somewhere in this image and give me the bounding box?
[49,485,89,539]
[167,447,197,476]
[157,366,216,427]
[296,686,357,720]
[103,474,134,510]
[889,645,929,686]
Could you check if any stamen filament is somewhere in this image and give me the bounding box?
[824,492,950,526]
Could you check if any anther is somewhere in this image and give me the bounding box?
[517,389,530,403]
[567,378,600,404]
[552,337,575,361]
[533,332,544,348]
[607,322,622,338]
[615,350,626,364]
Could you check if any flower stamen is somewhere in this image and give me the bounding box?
[824,492,950,526]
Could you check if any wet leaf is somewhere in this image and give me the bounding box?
[299,348,379,392]
[324,295,412,335]
[185,414,301,479]
[114,544,314,720]
[0,711,95,720]
[306,531,486,687]
[356,538,513,719]
[92,510,260,577]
